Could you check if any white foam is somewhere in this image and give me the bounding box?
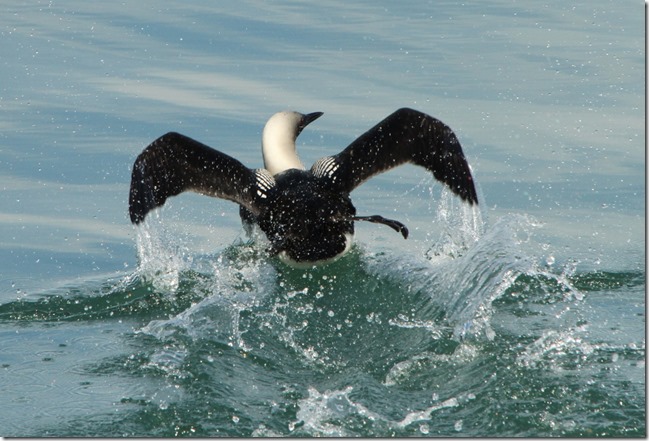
[292,385,477,435]
[384,343,479,387]
[516,327,597,371]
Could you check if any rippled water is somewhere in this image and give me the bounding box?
[1,207,644,436]
[0,0,644,437]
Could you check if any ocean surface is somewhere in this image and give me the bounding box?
[0,1,645,437]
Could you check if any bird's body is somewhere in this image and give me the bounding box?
[128,108,478,265]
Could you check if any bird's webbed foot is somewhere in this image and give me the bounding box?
[353,215,409,239]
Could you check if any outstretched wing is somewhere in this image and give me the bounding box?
[311,108,478,204]
[128,132,274,224]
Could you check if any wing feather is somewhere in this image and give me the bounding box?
[128,132,272,224]
[311,108,478,204]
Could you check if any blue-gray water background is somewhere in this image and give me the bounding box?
[0,1,645,437]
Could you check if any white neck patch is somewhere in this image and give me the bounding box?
[262,111,305,175]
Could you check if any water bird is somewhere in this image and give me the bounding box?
[129,108,478,264]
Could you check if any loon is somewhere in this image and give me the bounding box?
[128,108,478,264]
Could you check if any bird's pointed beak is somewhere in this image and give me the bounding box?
[297,111,324,136]
[304,111,324,125]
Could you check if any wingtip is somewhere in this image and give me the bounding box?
[128,186,152,225]
[128,201,146,224]
[467,176,479,205]
[129,211,144,225]
[467,185,479,206]
[462,185,479,206]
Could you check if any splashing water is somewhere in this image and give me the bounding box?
[289,384,478,436]
[0,199,642,437]
[426,186,485,261]
[134,215,193,293]
[22,179,629,437]
[129,181,588,350]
